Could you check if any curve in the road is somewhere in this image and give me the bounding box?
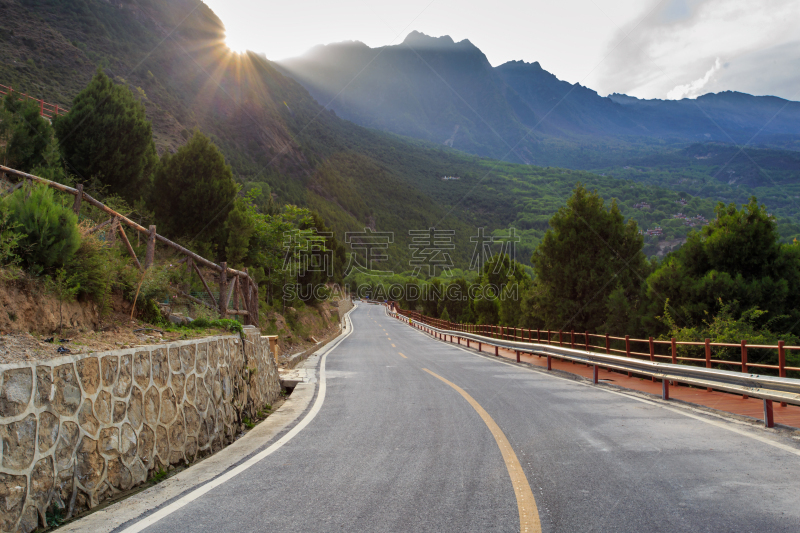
[423,368,541,533]
[116,305,359,533]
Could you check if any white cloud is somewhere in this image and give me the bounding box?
[666,57,721,99]
[596,0,800,100]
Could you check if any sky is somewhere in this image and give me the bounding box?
[203,0,800,101]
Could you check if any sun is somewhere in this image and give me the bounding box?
[225,32,250,54]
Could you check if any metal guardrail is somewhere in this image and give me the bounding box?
[389,310,800,428]
[0,83,68,119]
[392,307,800,378]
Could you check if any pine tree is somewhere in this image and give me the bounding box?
[530,184,648,332]
[151,131,238,253]
[53,69,157,201]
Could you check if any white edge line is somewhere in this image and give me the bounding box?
[121,304,359,533]
[399,315,800,458]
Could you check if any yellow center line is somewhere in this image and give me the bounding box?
[399,352,407,359]
[391,344,396,348]
[422,368,541,533]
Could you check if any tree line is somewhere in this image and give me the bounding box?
[353,185,800,372]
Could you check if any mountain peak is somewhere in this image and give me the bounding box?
[402,31,456,48]
[499,60,543,70]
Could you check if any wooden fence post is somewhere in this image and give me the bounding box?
[107,217,119,247]
[232,275,240,313]
[219,262,228,318]
[117,224,142,271]
[73,183,83,215]
[145,225,156,269]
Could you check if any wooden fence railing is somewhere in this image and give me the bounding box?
[1,165,258,326]
[0,84,69,119]
[394,306,800,395]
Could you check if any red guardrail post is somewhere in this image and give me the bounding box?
[741,339,748,399]
[570,330,575,350]
[662,379,670,400]
[649,337,656,382]
[592,364,598,384]
[625,335,631,377]
[764,399,775,428]
[779,340,786,406]
[547,354,552,370]
[705,338,712,391]
[605,334,610,355]
[559,331,563,347]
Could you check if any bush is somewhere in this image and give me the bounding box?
[4,184,80,272]
[184,317,243,335]
[0,203,23,273]
[0,93,52,172]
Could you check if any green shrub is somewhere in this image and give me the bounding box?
[0,93,52,172]
[139,298,166,327]
[4,184,80,272]
[187,317,243,335]
[65,229,113,311]
[0,203,23,270]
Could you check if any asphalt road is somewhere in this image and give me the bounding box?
[125,303,800,533]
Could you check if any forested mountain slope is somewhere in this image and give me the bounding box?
[2,0,797,269]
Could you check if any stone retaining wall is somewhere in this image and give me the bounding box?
[0,327,281,532]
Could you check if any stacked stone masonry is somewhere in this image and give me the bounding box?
[0,328,281,532]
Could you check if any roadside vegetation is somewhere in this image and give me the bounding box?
[0,70,346,342]
[355,185,800,373]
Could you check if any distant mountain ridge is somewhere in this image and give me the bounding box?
[279,31,800,163]
[279,32,542,163]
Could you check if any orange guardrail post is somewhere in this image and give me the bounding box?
[779,340,786,406]
[625,335,631,377]
[705,338,712,391]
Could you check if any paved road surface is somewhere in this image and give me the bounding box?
[119,304,800,532]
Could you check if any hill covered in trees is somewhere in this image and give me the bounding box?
[6,0,776,266]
